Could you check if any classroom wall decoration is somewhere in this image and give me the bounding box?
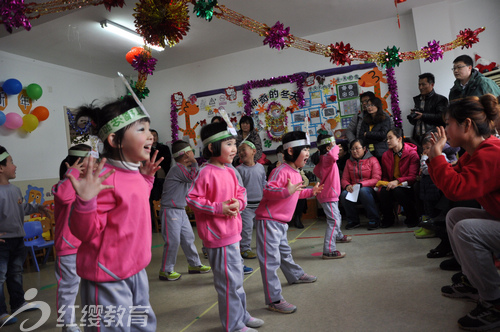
[171,62,382,156]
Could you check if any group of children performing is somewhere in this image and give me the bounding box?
[0,93,353,332]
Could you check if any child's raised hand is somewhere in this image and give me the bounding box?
[65,157,85,175]
[312,182,324,196]
[287,178,305,195]
[428,126,447,160]
[222,198,239,217]
[140,149,164,177]
[67,157,114,201]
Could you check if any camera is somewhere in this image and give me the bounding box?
[407,112,418,121]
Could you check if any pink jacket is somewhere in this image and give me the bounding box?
[70,164,154,282]
[313,145,341,203]
[341,151,382,189]
[255,163,313,223]
[51,168,81,256]
[186,164,247,248]
[381,143,420,185]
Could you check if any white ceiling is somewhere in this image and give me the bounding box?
[1,0,451,78]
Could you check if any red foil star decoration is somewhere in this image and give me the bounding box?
[327,42,353,66]
[457,28,481,49]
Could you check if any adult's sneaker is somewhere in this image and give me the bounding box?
[159,271,181,281]
[241,250,257,259]
[0,313,17,326]
[458,300,500,331]
[188,265,211,274]
[268,299,297,314]
[441,282,479,300]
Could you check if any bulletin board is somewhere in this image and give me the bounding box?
[171,62,389,157]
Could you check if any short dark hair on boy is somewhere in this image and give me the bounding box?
[0,146,8,166]
[172,140,191,162]
[282,131,309,163]
[200,122,234,159]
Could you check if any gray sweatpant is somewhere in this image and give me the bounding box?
[79,269,156,331]
[160,208,201,273]
[55,254,80,327]
[255,219,304,305]
[447,207,500,301]
[240,205,257,252]
[321,201,344,254]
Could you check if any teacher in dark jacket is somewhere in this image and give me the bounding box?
[358,96,391,162]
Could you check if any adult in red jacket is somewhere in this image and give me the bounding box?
[379,128,420,228]
[428,95,500,331]
[340,139,382,230]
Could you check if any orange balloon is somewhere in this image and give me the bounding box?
[31,106,50,121]
[125,47,144,64]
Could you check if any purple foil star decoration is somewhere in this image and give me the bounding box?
[422,40,443,63]
[1,0,32,33]
[132,53,158,75]
[263,21,291,50]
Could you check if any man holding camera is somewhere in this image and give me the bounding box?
[408,73,448,144]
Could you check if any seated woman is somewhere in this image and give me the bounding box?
[358,97,392,161]
[235,115,263,164]
[428,95,500,331]
[378,128,420,228]
[340,139,382,230]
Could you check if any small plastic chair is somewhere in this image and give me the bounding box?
[23,221,55,272]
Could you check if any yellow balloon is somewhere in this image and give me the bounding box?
[22,114,39,132]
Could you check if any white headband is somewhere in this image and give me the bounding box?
[318,137,335,146]
[283,139,309,150]
[172,146,193,158]
[0,152,9,163]
[68,150,91,157]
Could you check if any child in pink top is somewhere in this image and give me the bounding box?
[255,131,323,314]
[52,144,91,332]
[311,134,351,260]
[187,122,264,332]
[66,96,161,331]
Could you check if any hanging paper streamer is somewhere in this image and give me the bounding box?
[386,67,402,129]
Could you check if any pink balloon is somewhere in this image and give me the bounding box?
[4,112,23,129]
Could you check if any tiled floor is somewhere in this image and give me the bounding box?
[5,217,493,332]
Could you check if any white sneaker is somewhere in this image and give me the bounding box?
[246,317,264,328]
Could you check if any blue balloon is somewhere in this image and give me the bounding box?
[2,79,23,95]
[0,111,6,126]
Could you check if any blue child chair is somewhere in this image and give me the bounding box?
[23,221,55,272]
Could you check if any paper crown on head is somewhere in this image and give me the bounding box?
[283,116,311,149]
[202,107,237,146]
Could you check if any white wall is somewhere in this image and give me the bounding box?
[2,0,499,182]
[0,50,115,181]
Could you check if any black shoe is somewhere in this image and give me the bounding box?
[458,300,500,331]
[440,257,461,271]
[367,221,379,230]
[380,222,393,228]
[442,281,479,300]
[346,222,361,230]
[451,272,468,284]
[427,250,452,258]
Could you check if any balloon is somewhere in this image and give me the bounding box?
[22,114,39,132]
[2,79,23,95]
[126,47,144,64]
[4,113,23,129]
[0,112,6,126]
[31,106,49,121]
[26,83,43,100]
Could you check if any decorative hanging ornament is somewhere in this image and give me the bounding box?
[1,0,32,33]
[263,21,292,50]
[134,0,190,48]
[327,41,353,66]
[381,46,403,68]
[457,28,481,49]
[193,0,217,22]
[128,47,157,93]
[265,101,288,142]
[102,0,125,11]
[422,40,443,63]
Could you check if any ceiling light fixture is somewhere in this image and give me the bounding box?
[100,20,164,52]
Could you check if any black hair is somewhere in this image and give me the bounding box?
[453,54,473,67]
[360,91,376,100]
[172,140,192,161]
[447,94,500,139]
[275,145,283,154]
[239,115,254,132]
[150,129,158,135]
[75,96,150,162]
[0,145,8,166]
[200,122,235,159]
[349,138,365,150]
[418,73,435,84]
[339,140,350,153]
[58,144,92,180]
[282,131,310,163]
[211,116,223,124]
[311,134,334,165]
